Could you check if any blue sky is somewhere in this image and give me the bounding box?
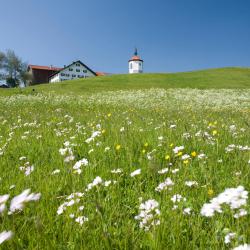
[0,0,249,73]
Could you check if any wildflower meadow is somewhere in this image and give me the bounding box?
[0,80,249,249]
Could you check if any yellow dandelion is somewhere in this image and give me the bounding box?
[107,113,112,117]
[101,129,106,134]
[142,149,146,154]
[177,151,183,156]
[183,159,189,165]
[191,151,197,157]
[144,143,149,147]
[212,130,217,136]
[165,155,170,160]
[169,143,174,148]
[208,188,214,196]
[115,144,121,151]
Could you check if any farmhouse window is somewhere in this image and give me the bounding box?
[72,74,76,77]
[69,68,73,71]
[61,73,65,76]
[76,69,80,72]
[83,70,87,73]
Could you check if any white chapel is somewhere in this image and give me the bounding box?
[128,48,143,74]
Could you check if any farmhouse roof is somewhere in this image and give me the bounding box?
[96,72,107,76]
[49,60,97,79]
[28,65,63,71]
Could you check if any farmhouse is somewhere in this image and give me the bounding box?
[27,65,62,85]
[49,60,96,83]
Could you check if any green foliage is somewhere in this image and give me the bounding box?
[6,77,17,88]
[0,52,6,69]
[0,49,27,87]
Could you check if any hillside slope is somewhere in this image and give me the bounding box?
[1,67,250,96]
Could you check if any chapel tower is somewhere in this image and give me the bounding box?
[128,48,143,74]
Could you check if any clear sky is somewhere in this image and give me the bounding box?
[0,0,249,73]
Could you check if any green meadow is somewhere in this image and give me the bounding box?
[0,68,250,249]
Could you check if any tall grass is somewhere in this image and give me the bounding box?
[0,87,249,249]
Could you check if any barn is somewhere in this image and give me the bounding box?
[27,65,62,85]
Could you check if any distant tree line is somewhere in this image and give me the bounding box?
[0,50,30,87]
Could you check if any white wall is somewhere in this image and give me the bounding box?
[50,74,60,83]
[50,62,96,82]
[129,60,143,74]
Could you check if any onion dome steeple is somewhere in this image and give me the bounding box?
[134,47,138,56]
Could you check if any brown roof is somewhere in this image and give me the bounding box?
[28,65,63,71]
[96,72,107,76]
[128,55,143,62]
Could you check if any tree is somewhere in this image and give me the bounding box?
[4,50,22,81]
[6,77,16,88]
[19,62,31,87]
[0,51,6,69]
[0,52,6,81]
[0,50,28,87]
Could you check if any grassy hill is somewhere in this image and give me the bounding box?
[1,67,250,96]
[0,67,250,249]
